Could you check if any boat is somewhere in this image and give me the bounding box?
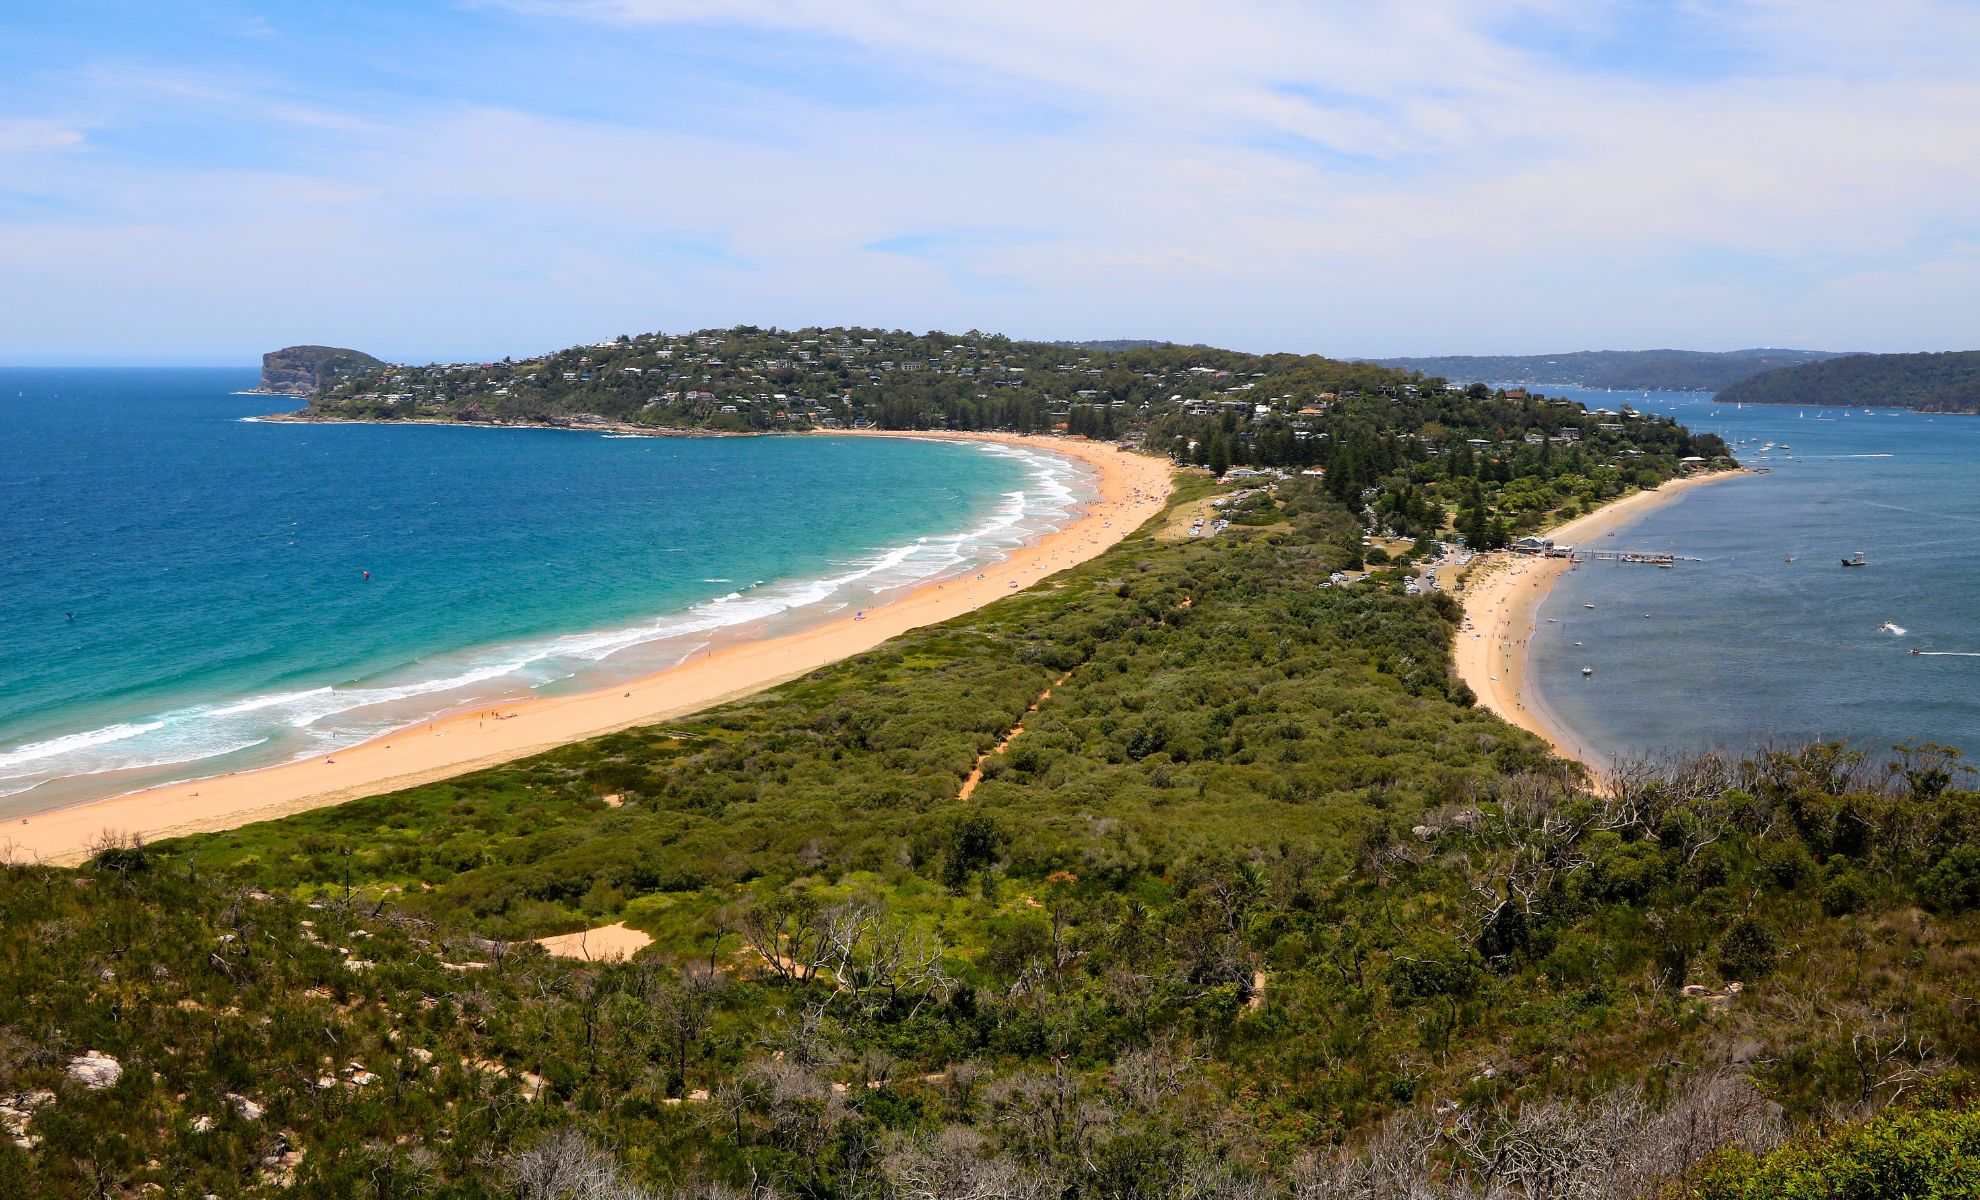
[1842,551,1867,567]
[1583,603,1596,609]
[1784,556,1794,562]
[1912,647,1923,655]
[1581,666,1594,676]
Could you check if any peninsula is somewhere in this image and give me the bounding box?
[1715,348,1980,413]
[1375,347,1842,392]
[11,337,1979,1198]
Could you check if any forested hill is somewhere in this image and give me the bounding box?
[1375,348,1842,392]
[302,325,1420,436]
[293,326,1725,506]
[1715,349,1980,413]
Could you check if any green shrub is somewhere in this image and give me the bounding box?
[1821,871,1871,917]
[1716,916,1779,981]
[1919,847,1980,912]
[1691,1092,1980,1199]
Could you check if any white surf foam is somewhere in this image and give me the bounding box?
[0,438,1101,800]
[0,721,167,771]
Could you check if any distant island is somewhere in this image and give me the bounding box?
[1716,349,1980,413]
[257,344,386,396]
[1376,348,1844,392]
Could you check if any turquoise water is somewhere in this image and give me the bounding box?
[0,369,1089,812]
[1522,386,1980,764]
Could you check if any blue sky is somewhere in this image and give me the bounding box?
[2,0,1977,364]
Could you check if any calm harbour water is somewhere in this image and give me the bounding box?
[1524,386,1980,766]
[0,369,1090,813]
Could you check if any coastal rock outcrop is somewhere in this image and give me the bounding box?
[260,345,385,396]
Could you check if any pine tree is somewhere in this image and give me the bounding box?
[1207,432,1231,477]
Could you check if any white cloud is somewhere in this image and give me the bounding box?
[0,118,85,156]
[4,1,1979,360]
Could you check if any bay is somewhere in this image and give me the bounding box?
[0,368,1087,812]
[1521,385,1980,764]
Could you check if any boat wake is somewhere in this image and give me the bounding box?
[1880,623,1907,636]
[1914,651,1980,657]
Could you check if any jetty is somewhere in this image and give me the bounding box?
[1568,549,1698,566]
[1509,536,1698,566]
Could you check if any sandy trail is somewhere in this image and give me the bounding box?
[957,671,1071,801]
[7,432,1173,866]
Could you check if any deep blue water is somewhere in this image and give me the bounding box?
[0,369,1087,811]
[1523,386,1980,765]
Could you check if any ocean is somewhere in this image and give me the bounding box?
[0,369,1089,814]
[1522,385,1980,766]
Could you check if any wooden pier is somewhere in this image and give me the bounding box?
[1564,550,1700,565]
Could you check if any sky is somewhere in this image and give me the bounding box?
[1,1,1977,365]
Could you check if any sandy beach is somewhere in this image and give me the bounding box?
[6,432,1173,866]
[1452,471,1748,767]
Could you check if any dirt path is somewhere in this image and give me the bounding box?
[958,673,1071,800]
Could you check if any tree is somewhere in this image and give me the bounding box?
[1207,432,1231,477]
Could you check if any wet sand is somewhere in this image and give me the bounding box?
[6,432,1172,866]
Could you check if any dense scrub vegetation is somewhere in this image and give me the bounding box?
[1716,349,1980,413]
[6,476,1978,1198]
[1690,1084,1980,1198]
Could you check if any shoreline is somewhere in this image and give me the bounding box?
[5,432,1173,866]
[1452,470,1750,769]
[254,410,783,437]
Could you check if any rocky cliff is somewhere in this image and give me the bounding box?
[260,345,386,395]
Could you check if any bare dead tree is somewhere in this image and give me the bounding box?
[1289,1109,1442,1200]
[884,1125,1061,1200]
[986,1060,1114,1174]
[1289,1072,1782,1200]
[738,1057,850,1160]
[1829,1005,1941,1117]
[820,900,954,1017]
[739,893,837,984]
[505,1128,656,1200]
[1111,1033,1208,1114]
